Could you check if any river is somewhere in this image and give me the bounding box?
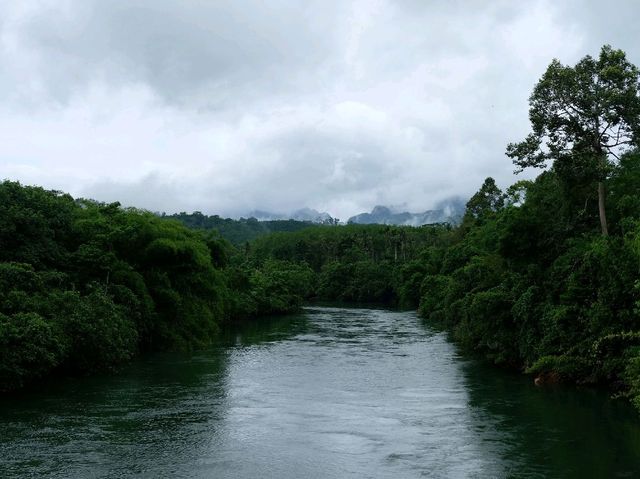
[1,306,639,478]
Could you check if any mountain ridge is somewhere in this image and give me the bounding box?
[347,198,465,226]
[241,197,466,226]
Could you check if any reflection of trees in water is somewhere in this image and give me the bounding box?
[0,344,233,478]
[219,312,309,347]
[0,312,311,478]
[3,310,640,478]
[461,359,640,478]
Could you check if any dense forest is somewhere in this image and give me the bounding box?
[0,182,313,391]
[2,45,640,412]
[165,211,321,245]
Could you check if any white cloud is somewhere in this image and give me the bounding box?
[0,0,635,219]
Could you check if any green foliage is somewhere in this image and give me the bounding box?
[413,140,640,411]
[165,211,318,245]
[506,45,640,175]
[506,45,640,236]
[526,355,591,381]
[0,181,313,392]
[624,348,640,409]
[247,223,451,305]
[464,177,504,222]
[249,260,315,314]
[0,182,76,268]
[0,312,67,391]
[63,289,138,372]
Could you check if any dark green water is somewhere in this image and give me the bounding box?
[1,307,639,478]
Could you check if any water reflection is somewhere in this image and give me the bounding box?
[218,313,310,347]
[0,307,639,478]
[461,359,640,478]
[0,349,232,478]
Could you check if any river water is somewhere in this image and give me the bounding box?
[1,307,639,478]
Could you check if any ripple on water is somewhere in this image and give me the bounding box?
[1,307,640,479]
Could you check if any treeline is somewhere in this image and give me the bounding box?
[0,181,311,391]
[416,160,640,407]
[0,182,459,392]
[165,211,319,245]
[4,159,640,406]
[247,224,449,305]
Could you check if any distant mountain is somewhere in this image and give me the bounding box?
[247,207,336,224]
[245,210,286,221]
[347,197,465,226]
[291,207,334,223]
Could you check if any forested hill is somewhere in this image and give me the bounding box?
[163,212,322,245]
[0,182,316,392]
[0,179,451,391]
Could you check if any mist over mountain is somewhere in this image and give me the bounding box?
[246,208,336,224]
[348,197,466,226]
[244,197,466,226]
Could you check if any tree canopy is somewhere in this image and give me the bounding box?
[506,45,640,235]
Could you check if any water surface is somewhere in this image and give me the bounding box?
[1,307,639,478]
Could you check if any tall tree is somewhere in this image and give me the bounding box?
[465,177,504,220]
[506,45,640,236]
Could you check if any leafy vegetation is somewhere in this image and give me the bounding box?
[165,211,320,245]
[247,223,449,306]
[0,182,311,391]
[416,46,640,410]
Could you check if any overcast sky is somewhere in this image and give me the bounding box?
[0,1,638,219]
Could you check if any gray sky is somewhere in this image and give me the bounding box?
[0,0,638,219]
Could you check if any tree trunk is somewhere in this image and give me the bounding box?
[598,181,608,236]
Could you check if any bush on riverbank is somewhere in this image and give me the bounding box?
[412,153,640,408]
[0,181,311,391]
